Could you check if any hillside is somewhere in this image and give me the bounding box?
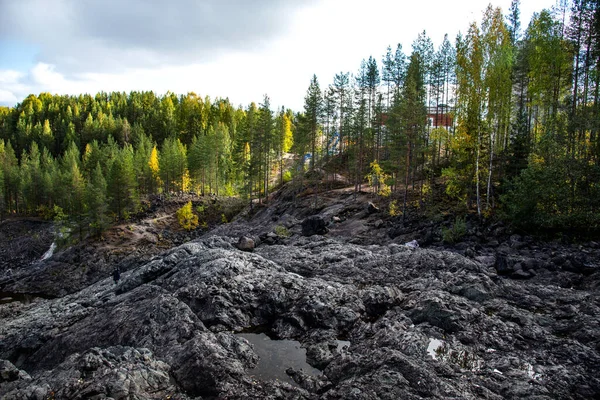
[1,181,599,399]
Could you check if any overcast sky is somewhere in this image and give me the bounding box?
[0,0,558,110]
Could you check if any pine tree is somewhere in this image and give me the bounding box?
[304,75,323,171]
[85,162,108,236]
[107,145,138,220]
[398,53,427,217]
[132,131,154,195]
[255,96,274,202]
[160,137,187,194]
[332,72,350,156]
[275,107,293,185]
[21,142,43,212]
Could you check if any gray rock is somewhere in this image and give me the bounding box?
[1,234,599,399]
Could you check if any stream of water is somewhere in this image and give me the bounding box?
[41,242,57,260]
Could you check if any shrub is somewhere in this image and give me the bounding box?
[176,201,199,231]
[283,170,293,183]
[501,159,600,233]
[388,200,400,217]
[274,225,291,237]
[442,216,466,244]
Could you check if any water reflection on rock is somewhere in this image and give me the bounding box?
[238,333,322,385]
[427,338,483,371]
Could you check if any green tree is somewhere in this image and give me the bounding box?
[85,162,109,236]
[160,136,187,194]
[303,75,323,171]
[395,53,427,217]
[21,142,43,212]
[275,107,293,185]
[107,145,139,220]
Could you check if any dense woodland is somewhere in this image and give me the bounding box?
[0,0,599,236]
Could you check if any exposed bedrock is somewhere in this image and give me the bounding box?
[1,235,599,399]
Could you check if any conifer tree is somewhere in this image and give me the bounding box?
[275,107,293,185]
[332,72,350,156]
[85,162,108,236]
[397,53,427,217]
[107,145,138,220]
[256,96,274,202]
[303,75,323,171]
[160,137,187,194]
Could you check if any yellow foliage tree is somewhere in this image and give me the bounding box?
[148,145,159,176]
[366,161,390,197]
[148,145,161,193]
[182,169,191,192]
[176,201,198,231]
[281,113,293,153]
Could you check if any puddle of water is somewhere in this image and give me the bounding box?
[41,242,57,260]
[427,338,444,359]
[238,333,322,385]
[426,338,483,371]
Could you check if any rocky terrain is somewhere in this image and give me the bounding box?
[1,185,599,399]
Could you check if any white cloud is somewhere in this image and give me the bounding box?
[0,0,559,110]
[0,69,30,105]
[0,89,18,104]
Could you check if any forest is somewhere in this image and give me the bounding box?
[0,0,599,236]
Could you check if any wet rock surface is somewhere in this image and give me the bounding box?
[1,225,599,399]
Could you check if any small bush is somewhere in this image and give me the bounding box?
[36,205,55,220]
[177,201,199,231]
[274,225,291,237]
[283,170,293,183]
[442,216,467,244]
[389,200,401,217]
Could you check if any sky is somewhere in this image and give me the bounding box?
[0,0,559,111]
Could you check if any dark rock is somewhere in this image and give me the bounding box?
[301,216,328,236]
[1,231,599,399]
[495,253,516,275]
[367,202,380,214]
[511,269,533,279]
[237,236,255,252]
[562,254,599,275]
[0,360,30,383]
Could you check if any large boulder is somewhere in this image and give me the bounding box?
[302,216,328,236]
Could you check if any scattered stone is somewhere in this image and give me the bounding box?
[404,239,419,248]
[237,236,255,252]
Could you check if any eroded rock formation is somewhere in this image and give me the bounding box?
[1,233,599,399]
